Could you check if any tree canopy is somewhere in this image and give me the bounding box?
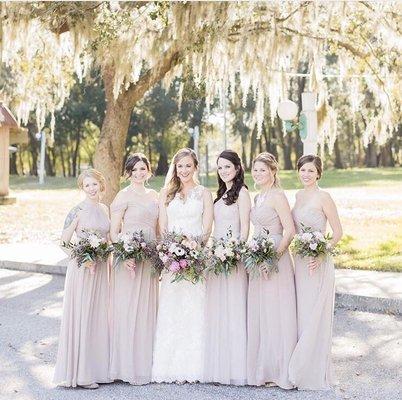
[1,1,401,201]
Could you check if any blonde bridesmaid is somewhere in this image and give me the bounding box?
[247,152,297,389]
[204,150,251,385]
[108,153,159,385]
[289,155,343,390]
[54,169,111,389]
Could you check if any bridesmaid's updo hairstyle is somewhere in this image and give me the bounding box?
[253,152,281,188]
[297,154,323,180]
[215,149,247,206]
[124,153,151,178]
[77,168,106,192]
[165,148,199,205]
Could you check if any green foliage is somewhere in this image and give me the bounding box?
[335,235,402,273]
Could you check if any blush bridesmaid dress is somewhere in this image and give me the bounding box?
[288,203,335,390]
[247,194,297,389]
[108,191,159,385]
[54,201,111,387]
[204,195,248,385]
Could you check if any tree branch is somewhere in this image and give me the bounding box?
[119,42,182,107]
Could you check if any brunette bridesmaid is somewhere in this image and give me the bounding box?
[288,155,343,390]
[247,152,297,389]
[204,150,251,386]
[108,153,159,385]
[54,169,111,389]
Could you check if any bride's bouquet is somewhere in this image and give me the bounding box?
[157,232,206,284]
[206,229,246,276]
[291,224,334,259]
[112,230,157,277]
[64,229,112,274]
[243,229,278,278]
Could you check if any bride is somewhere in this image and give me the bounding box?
[152,148,213,383]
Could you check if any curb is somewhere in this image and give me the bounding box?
[1,261,401,316]
[0,260,67,276]
[335,292,402,316]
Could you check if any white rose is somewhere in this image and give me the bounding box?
[225,248,234,257]
[314,232,324,241]
[309,243,318,250]
[302,232,313,241]
[89,236,102,248]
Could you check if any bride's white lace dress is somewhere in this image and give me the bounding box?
[152,185,206,383]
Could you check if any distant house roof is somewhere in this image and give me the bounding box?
[0,103,19,129]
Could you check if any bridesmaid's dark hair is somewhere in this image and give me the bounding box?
[297,154,323,179]
[215,150,247,206]
[124,153,151,179]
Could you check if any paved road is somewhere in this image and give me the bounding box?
[0,269,401,400]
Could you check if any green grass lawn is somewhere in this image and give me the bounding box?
[9,167,402,191]
[335,235,402,273]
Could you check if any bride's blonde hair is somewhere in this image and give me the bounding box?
[165,148,199,205]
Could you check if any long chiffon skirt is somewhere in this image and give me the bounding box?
[204,266,248,385]
[53,260,111,387]
[247,251,297,389]
[288,255,335,390]
[109,260,158,384]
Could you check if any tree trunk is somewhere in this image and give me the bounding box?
[333,138,344,168]
[365,140,378,167]
[72,130,81,177]
[94,45,181,204]
[10,152,18,175]
[379,140,395,167]
[276,119,293,170]
[155,150,169,175]
[248,128,258,170]
[60,148,66,177]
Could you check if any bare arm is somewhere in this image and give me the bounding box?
[158,189,168,235]
[321,191,343,247]
[238,188,251,241]
[109,194,126,242]
[273,191,296,256]
[60,206,81,251]
[110,209,125,243]
[202,189,214,243]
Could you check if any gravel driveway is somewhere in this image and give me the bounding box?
[0,269,401,400]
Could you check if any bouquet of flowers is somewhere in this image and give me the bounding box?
[157,232,206,284]
[64,229,112,274]
[291,224,334,259]
[112,230,157,278]
[243,229,278,278]
[206,230,246,276]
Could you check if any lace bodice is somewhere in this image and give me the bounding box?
[166,185,204,236]
[213,198,240,239]
[110,190,158,240]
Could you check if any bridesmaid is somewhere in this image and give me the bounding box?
[54,169,111,389]
[288,155,342,390]
[247,152,298,389]
[109,153,159,385]
[204,150,251,386]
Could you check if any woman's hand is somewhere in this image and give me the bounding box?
[125,259,136,269]
[308,257,321,275]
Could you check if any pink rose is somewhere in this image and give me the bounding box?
[141,242,147,248]
[179,259,188,269]
[169,261,181,272]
